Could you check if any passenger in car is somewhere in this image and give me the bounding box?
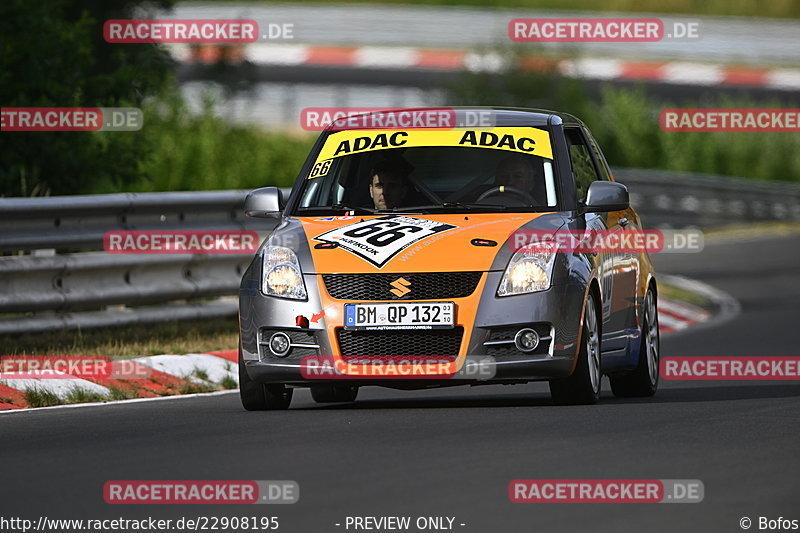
[494,154,546,201]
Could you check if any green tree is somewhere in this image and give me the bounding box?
[0,0,175,196]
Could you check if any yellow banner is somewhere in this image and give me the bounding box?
[308,127,553,179]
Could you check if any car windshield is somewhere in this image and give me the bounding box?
[296,127,558,214]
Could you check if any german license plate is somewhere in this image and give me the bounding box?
[344,302,455,330]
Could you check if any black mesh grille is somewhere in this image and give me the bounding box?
[337,327,464,356]
[322,272,482,300]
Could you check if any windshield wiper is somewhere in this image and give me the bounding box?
[324,204,426,215]
[402,202,509,211]
[331,204,379,214]
[298,204,378,214]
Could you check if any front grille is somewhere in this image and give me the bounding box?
[337,327,464,356]
[322,272,482,300]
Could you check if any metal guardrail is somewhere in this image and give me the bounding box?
[615,169,800,228]
[0,189,289,334]
[1,172,799,334]
[0,190,283,252]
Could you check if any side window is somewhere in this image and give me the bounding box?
[565,128,601,201]
[585,131,612,181]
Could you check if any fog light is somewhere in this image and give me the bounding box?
[514,328,540,353]
[269,332,291,357]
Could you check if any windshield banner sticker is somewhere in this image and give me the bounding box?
[307,127,553,179]
[313,215,457,268]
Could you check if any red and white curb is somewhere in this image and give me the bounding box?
[657,297,709,334]
[170,43,800,91]
[0,350,238,411]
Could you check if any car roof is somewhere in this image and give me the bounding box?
[325,106,585,131]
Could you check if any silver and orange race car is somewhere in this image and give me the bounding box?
[237,107,659,409]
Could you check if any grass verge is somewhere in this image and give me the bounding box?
[24,387,64,408]
[658,282,710,307]
[1,317,239,357]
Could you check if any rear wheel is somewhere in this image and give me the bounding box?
[549,293,601,405]
[238,346,293,410]
[310,384,359,403]
[610,288,659,397]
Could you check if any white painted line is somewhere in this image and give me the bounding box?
[0,390,238,416]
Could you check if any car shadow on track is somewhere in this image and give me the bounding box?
[293,393,555,410]
[290,383,800,410]
[603,383,800,404]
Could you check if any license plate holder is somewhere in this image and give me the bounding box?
[344,302,455,330]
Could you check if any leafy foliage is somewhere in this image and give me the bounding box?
[0,0,175,196]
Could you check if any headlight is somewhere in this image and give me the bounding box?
[262,246,307,300]
[497,241,557,296]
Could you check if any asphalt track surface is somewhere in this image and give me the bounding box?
[2,233,799,533]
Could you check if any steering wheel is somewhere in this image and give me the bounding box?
[476,186,537,206]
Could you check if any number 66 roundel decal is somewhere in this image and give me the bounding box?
[313,215,457,268]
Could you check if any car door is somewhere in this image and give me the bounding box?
[564,126,631,351]
[583,127,640,339]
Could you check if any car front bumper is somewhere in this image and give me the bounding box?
[239,271,587,386]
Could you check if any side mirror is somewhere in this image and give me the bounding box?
[585,181,629,213]
[244,187,283,218]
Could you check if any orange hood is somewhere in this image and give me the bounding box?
[297,213,547,274]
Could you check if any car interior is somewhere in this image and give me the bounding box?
[305,147,553,209]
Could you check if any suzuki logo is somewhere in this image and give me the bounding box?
[389,277,411,297]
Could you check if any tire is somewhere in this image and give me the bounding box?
[238,346,293,410]
[549,292,601,405]
[610,287,659,398]
[310,384,359,403]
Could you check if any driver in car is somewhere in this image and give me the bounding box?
[368,161,410,210]
[493,154,544,202]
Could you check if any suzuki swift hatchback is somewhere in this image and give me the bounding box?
[238,108,659,409]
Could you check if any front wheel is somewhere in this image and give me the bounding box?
[549,293,601,405]
[610,287,659,397]
[238,346,293,410]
